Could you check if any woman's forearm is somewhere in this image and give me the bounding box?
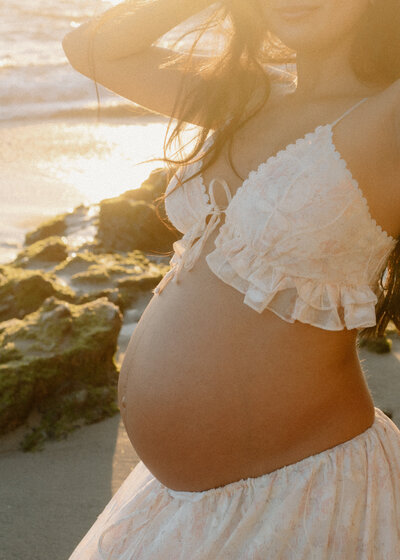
[63,0,215,62]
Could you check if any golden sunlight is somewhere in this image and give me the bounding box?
[33,119,171,205]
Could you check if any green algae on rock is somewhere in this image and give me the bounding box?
[54,248,157,277]
[0,296,123,437]
[53,249,169,311]
[97,198,177,253]
[0,168,179,449]
[13,236,69,268]
[96,168,178,253]
[0,265,76,322]
[20,385,119,452]
[24,214,67,246]
[358,334,393,354]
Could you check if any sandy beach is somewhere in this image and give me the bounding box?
[0,411,139,560]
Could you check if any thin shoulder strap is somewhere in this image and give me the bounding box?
[331,97,369,128]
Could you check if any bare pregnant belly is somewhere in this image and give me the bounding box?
[118,254,375,492]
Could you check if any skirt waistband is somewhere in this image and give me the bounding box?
[161,407,392,502]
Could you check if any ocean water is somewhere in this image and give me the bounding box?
[1,0,224,122]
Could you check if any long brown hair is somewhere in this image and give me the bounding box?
[90,0,400,339]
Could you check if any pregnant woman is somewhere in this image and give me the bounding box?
[64,0,400,557]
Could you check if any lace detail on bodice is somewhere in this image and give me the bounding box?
[155,98,397,331]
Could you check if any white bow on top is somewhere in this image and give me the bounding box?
[153,177,233,295]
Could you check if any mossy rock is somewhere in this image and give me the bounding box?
[71,268,111,285]
[358,334,392,354]
[78,288,122,308]
[117,270,166,309]
[0,265,76,322]
[52,249,167,310]
[117,272,164,292]
[13,236,68,268]
[25,214,67,246]
[96,168,177,253]
[53,251,101,276]
[20,385,119,452]
[97,198,176,253]
[53,249,149,277]
[0,296,123,435]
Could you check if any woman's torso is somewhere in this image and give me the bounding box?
[118,79,400,492]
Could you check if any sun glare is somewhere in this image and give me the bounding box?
[34,120,173,205]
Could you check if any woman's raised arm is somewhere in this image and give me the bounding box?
[61,0,216,124]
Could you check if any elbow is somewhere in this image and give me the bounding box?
[62,31,83,73]
[62,25,96,78]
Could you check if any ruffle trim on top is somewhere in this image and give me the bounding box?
[205,240,379,331]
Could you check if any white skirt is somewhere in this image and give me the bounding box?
[68,407,400,559]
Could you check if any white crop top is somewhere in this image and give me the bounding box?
[153,97,398,331]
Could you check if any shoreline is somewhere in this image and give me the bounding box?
[0,110,170,264]
[0,104,165,131]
